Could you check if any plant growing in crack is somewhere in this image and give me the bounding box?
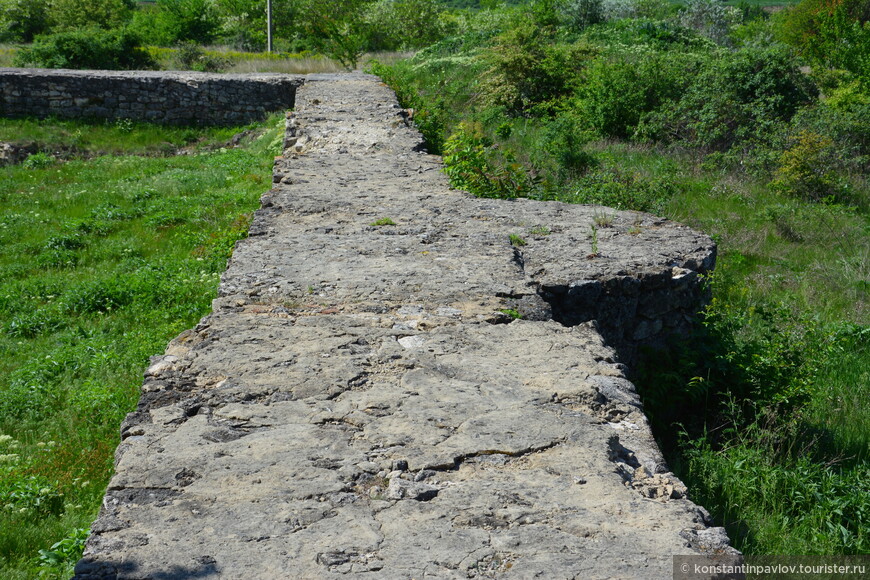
[509,234,526,247]
[371,217,397,226]
[593,210,614,227]
[529,225,551,236]
[589,224,599,257]
[499,308,521,320]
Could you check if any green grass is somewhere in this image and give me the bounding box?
[603,142,870,554]
[0,114,284,578]
[0,117,242,157]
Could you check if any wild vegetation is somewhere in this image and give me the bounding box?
[0,0,453,70]
[370,0,870,555]
[0,115,285,578]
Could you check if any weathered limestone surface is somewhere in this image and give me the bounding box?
[0,68,301,125]
[75,73,733,580]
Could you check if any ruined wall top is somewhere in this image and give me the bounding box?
[73,73,734,579]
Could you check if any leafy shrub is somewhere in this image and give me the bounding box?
[560,0,606,31]
[770,131,845,202]
[0,476,64,519]
[14,27,155,70]
[791,100,870,174]
[479,23,593,116]
[22,152,54,170]
[38,527,89,573]
[778,0,870,90]
[678,0,742,46]
[295,0,370,69]
[68,379,127,426]
[538,114,596,178]
[364,0,451,51]
[578,51,699,139]
[4,309,66,339]
[173,41,230,73]
[601,0,672,21]
[45,234,85,252]
[35,248,80,269]
[442,121,536,198]
[0,0,50,42]
[157,0,220,44]
[639,47,817,151]
[567,166,677,213]
[64,279,135,314]
[48,0,135,32]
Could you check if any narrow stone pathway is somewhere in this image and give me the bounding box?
[75,73,733,579]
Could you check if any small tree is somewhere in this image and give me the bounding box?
[0,0,51,42]
[47,0,136,31]
[364,0,448,51]
[296,0,371,69]
[679,0,742,46]
[158,0,222,44]
[561,0,605,32]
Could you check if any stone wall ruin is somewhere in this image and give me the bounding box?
[0,68,302,125]
[56,71,736,579]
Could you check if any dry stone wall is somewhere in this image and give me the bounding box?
[74,72,735,579]
[0,68,302,125]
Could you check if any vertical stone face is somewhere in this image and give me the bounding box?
[0,68,303,125]
[74,72,734,580]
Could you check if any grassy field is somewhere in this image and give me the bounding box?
[0,114,284,578]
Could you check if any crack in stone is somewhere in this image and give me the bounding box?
[427,440,565,472]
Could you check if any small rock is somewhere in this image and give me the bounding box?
[386,477,439,501]
[634,466,652,480]
[414,469,436,482]
[435,307,462,317]
[357,461,379,473]
[398,335,425,349]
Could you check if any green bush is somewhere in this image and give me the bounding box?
[777,0,870,91]
[539,114,596,178]
[578,51,699,139]
[566,166,677,213]
[14,27,155,70]
[770,131,845,202]
[600,0,672,21]
[47,0,135,32]
[442,121,536,198]
[173,41,230,72]
[479,23,593,116]
[560,0,606,31]
[0,476,64,520]
[364,0,452,51]
[0,0,50,42]
[129,0,222,46]
[678,0,742,46]
[639,47,817,151]
[37,527,89,575]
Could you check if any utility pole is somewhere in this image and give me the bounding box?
[267,0,273,53]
